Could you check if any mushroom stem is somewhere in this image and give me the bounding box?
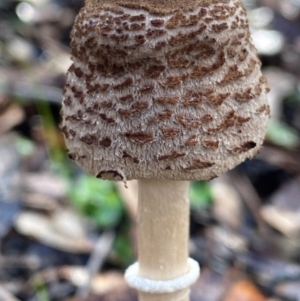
[137,179,190,301]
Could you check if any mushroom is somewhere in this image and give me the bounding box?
[60,0,270,300]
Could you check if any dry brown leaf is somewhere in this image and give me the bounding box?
[223,280,267,301]
[0,104,24,134]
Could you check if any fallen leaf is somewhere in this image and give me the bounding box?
[0,104,24,134]
[15,211,93,253]
[223,280,267,301]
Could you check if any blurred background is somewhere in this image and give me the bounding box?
[1,0,300,300]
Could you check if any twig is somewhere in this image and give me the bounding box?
[229,170,268,234]
[0,285,21,301]
[76,231,115,300]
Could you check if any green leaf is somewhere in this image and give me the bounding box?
[15,137,34,156]
[114,232,134,267]
[190,181,212,210]
[68,175,123,229]
[266,119,299,149]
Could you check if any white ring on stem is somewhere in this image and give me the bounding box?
[125,258,200,294]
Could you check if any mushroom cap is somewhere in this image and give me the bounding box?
[61,0,270,182]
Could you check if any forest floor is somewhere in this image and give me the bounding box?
[1,0,300,300]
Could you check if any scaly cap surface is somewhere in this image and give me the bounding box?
[61,0,270,182]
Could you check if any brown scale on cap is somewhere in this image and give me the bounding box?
[118,100,150,117]
[210,92,230,106]
[183,90,205,106]
[184,135,200,146]
[203,139,219,149]
[160,128,181,138]
[155,97,179,105]
[256,104,270,116]
[184,159,215,171]
[99,137,112,147]
[158,151,186,161]
[125,132,154,144]
[61,0,269,181]
[228,141,257,154]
